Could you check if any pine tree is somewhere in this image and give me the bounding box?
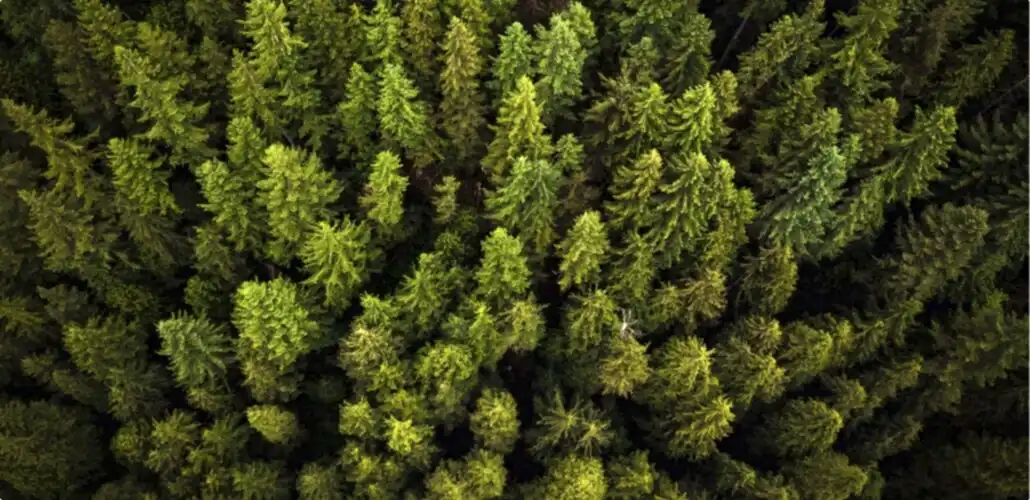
[713,336,785,409]
[287,0,360,99]
[300,218,379,309]
[607,450,656,499]
[440,17,487,161]
[156,312,234,397]
[257,143,342,263]
[734,0,826,100]
[482,76,553,183]
[875,105,958,205]
[936,29,1016,107]
[0,399,103,498]
[359,151,409,235]
[754,142,853,256]
[335,63,379,164]
[470,388,521,454]
[196,157,262,252]
[536,455,608,499]
[599,334,651,397]
[759,398,842,458]
[784,452,868,500]
[736,244,798,316]
[1,99,96,199]
[297,461,344,500]
[377,63,437,167]
[401,0,444,85]
[485,156,562,259]
[606,150,664,234]
[363,0,404,68]
[879,203,989,304]
[246,404,299,444]
[489,22,534,101]
[534,14,588,125]
[827,0,900,99]
[112,45,212,166]
[646,153,734,269]
[557,210,610,292]
[232,278,324,402]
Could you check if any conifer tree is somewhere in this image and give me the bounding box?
[363,0,404,68]
[257,144,342,263]
[534,15,588,124]
[647,153,735,269]
[734,0,826,100]
[759,398,843,458]
[599,334,651,397]
[785,452,868,500]
[485,156,562,259]
[536,455,608,499]
[196,157,262,253]
[300,218,379,309]
[247,404,299,445]
[470,388,520,455]
[401,0,444,85]
[1,99,97,199]
[482,76,553,183]
[287,0,360,99]
[112,45,211,166]
[489,22,534,101]
[0,399,103,498]
[335,63,379,164]
[754,142,852,256]
[936,29,1015,107]
[156,312,235,409]
[360,151,409,235]
[827,0,900,99]
[607,450,656,499]
[378,63,438,167]
[557,210,610,292]
[440,17,487,161]
[232,278,323,402]
[736,244,798,315]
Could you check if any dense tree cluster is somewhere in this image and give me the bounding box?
[0,0,1026,498]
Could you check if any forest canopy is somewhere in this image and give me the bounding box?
[0,0,1027,499]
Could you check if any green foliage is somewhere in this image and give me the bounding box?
[0,399,103,498]
[301,218,379,309]
[474,228,531,307]
[247,404,299,444]
[760,398,843,458]
[470,388,520,454]
[360,151,409,234]
[440,17,486,160]
[157,312,234,390]
[257,143,342,263]
[233,278,323,402]
[0,3,1024,499]
[485,156,562,258]
[482,76,553,183]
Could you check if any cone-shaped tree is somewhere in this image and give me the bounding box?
[470,388,521,455]
[440,17,486,160]
[246,404,299,445]
[557,210,610,292]
[232,278,323,402]
[759,398,843,458]
[300,218,379,309]
[0,399,103,498]
[257,143,342,263]
[482,76,553,183]
[489,22,534,101]
[335,63,378,164]
[377,63,435,167]
[534,15,587,124]
[474,228,532,308]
